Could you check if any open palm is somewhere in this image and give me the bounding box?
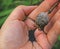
[0,0,60,49]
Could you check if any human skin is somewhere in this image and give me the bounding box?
[0,0,60,49]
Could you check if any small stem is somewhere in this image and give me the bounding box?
[48,1,59,14]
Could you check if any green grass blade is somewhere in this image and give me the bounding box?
[0,9,13,17]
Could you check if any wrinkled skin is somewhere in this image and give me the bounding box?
[0,0,60,49]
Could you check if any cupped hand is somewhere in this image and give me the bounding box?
[0,0,60,49]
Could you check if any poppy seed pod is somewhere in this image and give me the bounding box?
[35,12,49,30]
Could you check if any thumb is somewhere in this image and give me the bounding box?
[34,29,51,49]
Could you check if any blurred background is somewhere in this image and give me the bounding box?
[0,0,60,49]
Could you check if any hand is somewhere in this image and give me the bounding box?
[0,0,60,49]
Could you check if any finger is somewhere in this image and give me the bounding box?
[34,29,51,49]
[6,5,37,21]
[47,20,60,47]
[25,0,58,30]
[44,7,60,33]
[28,0,58,20]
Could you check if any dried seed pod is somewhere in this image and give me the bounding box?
[36,12,49,30]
